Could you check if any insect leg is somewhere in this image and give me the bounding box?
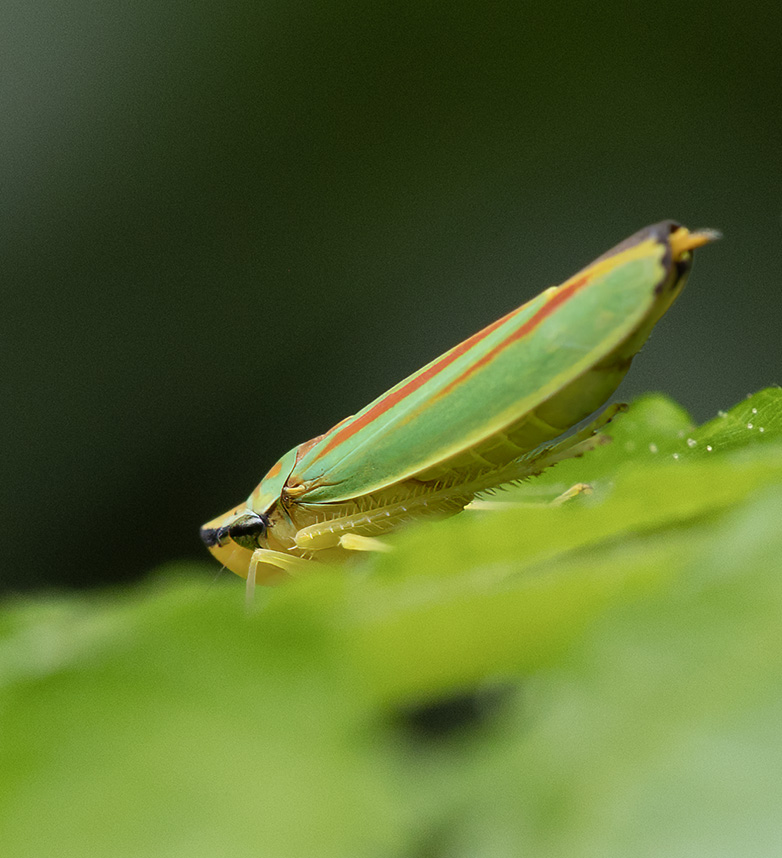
[248,548,314,580]
[243,549,316,607]
[466,484,592,511]
[550,482,593,505]
[466,404,625,511]
[339,533,393,553]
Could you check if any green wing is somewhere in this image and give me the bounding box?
[291,221,710,503]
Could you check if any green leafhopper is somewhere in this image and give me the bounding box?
[201,221,717,586]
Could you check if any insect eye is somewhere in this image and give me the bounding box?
[212,512,269,550]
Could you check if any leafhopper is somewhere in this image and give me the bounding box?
[201,221,717,587]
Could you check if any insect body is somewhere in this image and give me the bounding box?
[201,221,717,585]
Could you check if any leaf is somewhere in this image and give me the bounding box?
[1,391,782,857]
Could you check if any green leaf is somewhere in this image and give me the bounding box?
[1,390,782,857]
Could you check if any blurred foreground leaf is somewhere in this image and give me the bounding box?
[1,389,782,857]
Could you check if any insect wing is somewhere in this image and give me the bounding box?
[290,222,681,503]
[245,444,300,514]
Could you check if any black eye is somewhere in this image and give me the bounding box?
[224,512,269,550]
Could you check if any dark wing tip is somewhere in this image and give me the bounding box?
[590,220,682,266]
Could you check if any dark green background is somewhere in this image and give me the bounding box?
[3,1,780,591]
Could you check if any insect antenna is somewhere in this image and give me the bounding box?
[205,563,230,592]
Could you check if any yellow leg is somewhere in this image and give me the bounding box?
[466,499,528,511]
[466,482,593,511]
[550,482,593,506]
[245,548,315,607]
[339,533,393,553]
[248,548,313,579]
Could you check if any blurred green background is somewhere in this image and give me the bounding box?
[3,0,780,591]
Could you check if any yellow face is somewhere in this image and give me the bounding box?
[199,444,301,581]
[199,505,257,578]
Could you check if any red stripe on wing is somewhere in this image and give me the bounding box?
[438,274,589,396]
[308,274,589,464]
[309,304,522,462]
